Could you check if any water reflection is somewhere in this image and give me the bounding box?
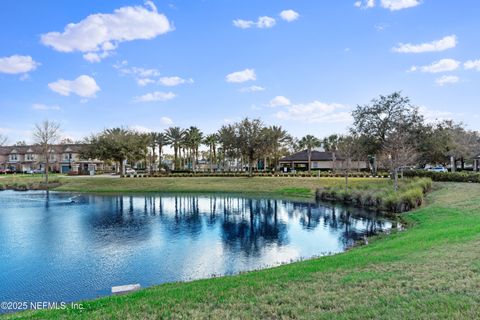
[0,191,392,307]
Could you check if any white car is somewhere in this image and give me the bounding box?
[428,166,448,173]
[125,168,137,175]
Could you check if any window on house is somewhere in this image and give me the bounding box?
[9,154,18,161]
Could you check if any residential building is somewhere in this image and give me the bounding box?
[0,144,104,174]
[279,150,368,171]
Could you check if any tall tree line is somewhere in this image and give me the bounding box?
[72,92,480,178]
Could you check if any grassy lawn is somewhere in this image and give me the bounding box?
[0,175,388,197]
[2,180,480,319]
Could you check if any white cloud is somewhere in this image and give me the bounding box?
[435,75,459,86]
[354,0,375,9]
[41,2,172,62]
[113,60,160,79]
[158,76,194,86]
[32,103,61,111]
[226,68,256,83]
[48,75,100,98]
[233,19,255,29]
[83,51,112,63]
[355,0,420,10]
[160,116,173,125]
[130,125,152,133]
[133,91,176,102]
[464,59,480,71]
[257,16,276,28]
[279,10,299,22]
[233,16,276,29]
[0,55,40,74]
[239,85,265,93]
[380,0,421,10]
[137,78,156,86]
[393,35,457,53]
[411,59,460,73]
[275,100,352,124]
[269,96,291,107]
[115,62,192,87]
[114,62,161,80]
[120,66,161,78]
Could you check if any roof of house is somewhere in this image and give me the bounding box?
[279,150,344,162]
[0,144,84,156]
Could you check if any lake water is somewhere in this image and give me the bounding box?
[0,190,393,308]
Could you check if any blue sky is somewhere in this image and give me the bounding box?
[0,0,479,144]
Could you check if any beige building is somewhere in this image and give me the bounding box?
[0,144,104,174]
[279,150,368,171]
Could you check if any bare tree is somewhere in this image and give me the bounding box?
[33,120,61,185]
[0,134,7,146]
[381,130,417,191]
[337,135,359,192]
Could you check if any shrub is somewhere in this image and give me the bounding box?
[316,177,432,213]
[404,170,480,183]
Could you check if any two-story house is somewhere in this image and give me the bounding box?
[0,144,105,174]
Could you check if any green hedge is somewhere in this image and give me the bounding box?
[403,170,480,183]
[316,178,432,213]
[145,172,389,178]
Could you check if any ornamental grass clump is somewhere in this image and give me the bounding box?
[316,178,432,213]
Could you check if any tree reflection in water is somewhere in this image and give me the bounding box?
[0,191,394,304]
[78,194,390,252]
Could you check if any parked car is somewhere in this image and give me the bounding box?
[428,166,448,173]
[23,169,34,174]
[0,168,13,174]
[125,168,137,175]
[33,169,45,174]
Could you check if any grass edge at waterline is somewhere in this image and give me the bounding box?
[3,181,480,319]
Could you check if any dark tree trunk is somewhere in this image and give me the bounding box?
[308,150,312,174]
[393,168,398,192]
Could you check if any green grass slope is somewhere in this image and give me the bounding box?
[3,182,480,319]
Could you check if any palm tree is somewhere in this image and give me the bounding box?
[184,126,203,172]
[299,135,321,174]
[148,132,159,174]
[164,127,185,170]
[104,127,130,175]
[267,125,291,170]
[323,134,340,172]
[204,134,218,172]
[156,133,167,171]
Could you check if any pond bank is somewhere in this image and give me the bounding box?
[3,182,479,319]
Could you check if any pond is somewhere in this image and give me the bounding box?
[0,190,393,308]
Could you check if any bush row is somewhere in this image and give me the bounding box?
[403,170,480,183]
[316,178,432,213]
[126,172,390,178]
